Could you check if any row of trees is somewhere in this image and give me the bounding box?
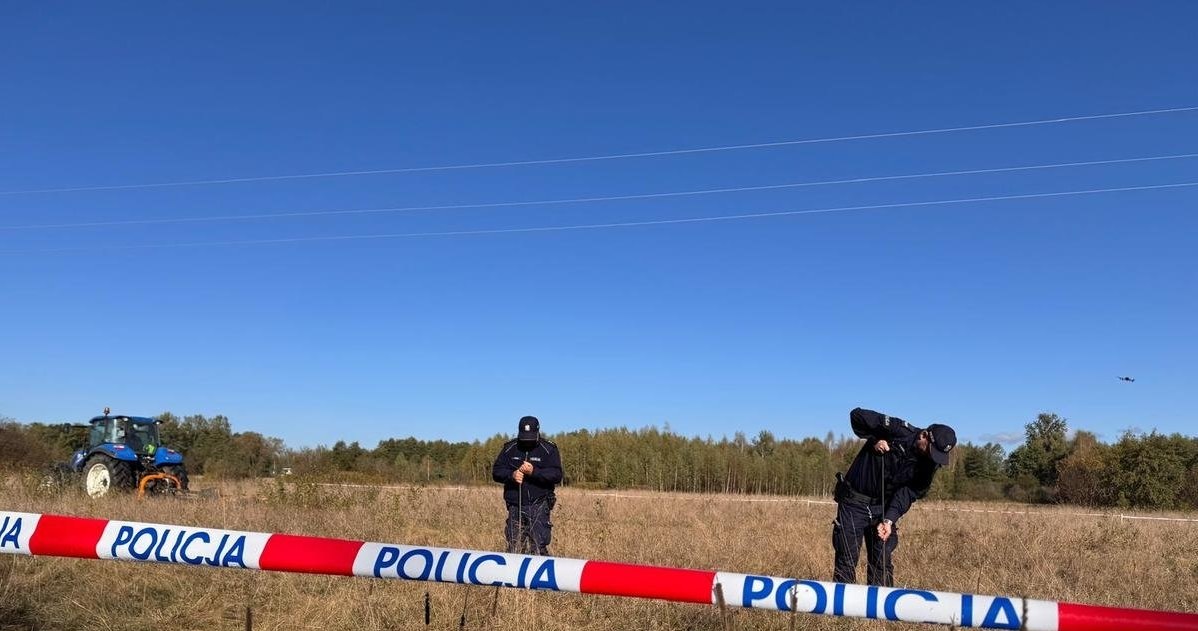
[3,412,1197,510]
[1003,413,1198,509]
[291,428,861,497]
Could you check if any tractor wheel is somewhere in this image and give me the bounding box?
[83,455,135,498]
[161,464,190,491]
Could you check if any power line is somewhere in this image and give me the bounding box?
[2,105,1196,196]
[5,180,1194,254]
[4,151,1196,231]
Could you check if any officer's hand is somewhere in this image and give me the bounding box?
[876,521,892,541]
[513,470,525,484]
[519,461,534,475]
[874,440,890,454]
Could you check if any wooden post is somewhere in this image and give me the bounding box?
[788,585,798,631]
[459,586,470,629]
[713,582,730,631]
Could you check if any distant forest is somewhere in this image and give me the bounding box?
[3,411,1197,511]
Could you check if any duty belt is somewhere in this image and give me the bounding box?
[834,472,879,507]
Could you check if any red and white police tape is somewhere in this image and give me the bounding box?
[2,510,1195,630]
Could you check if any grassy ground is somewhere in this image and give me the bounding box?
[2,475,1196,631]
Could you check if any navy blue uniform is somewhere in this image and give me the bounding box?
[492,438,563,554]
[833,408,940,586]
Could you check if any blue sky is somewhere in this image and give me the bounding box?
[2,3,1196,449]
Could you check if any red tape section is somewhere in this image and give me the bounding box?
[580,561,716,604]
[1058,602,1198,631]
[258,534,365,576]
[27,515,108,559]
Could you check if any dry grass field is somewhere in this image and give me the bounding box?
[2,475,1197,631]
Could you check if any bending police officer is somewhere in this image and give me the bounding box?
[833,407,956,586]
[491,416,563,555]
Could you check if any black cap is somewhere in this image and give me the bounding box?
[926,423,957,465]
[517,416,540,441]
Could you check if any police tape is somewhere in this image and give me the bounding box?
[2,510,1196,631]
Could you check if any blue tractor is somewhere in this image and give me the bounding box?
[70,410,189,498]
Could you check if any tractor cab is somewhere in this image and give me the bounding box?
[87,415,162,457]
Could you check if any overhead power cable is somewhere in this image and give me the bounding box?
[4,180,1194,254]
[3,151,1195,231]
[1,105,1195,196]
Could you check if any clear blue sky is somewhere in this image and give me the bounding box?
[2,3,1196,449]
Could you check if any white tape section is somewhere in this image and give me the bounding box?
[97,520,271,569]
[0,511,40,556]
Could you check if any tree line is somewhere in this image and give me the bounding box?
[2,411,1196,510]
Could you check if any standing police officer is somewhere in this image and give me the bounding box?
[492,416,563,555]
[833,407,956,586]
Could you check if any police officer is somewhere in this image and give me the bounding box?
[832,407,956,586]
[491,416,563,555]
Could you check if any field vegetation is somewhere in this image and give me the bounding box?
[2,476,1197,631]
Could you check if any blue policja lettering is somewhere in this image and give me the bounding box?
[180,532,209,564]
[883,589,937,621]
[170,532,185,562]
[742,576,773,608]
[961,593,973,627]
[434,550,451,582]
[981,597,1020,629]
[468,554,506,586]
[456,552,471,583]
[528,560,558,591]
[372,547,437,581]
[773,579,798,611]
[783,580,828,613]
[111,527,246,568]
[515,557,531,588]
[0,516,21,550]
[222,536,247,568]
[742,576,828,613]
[129,528,157,560]
[368,548,557,590]
[153,528,173,562]
[397,549,434,581]
[205,534,228,567]
[373,547,401,578]
[111,526,135,558]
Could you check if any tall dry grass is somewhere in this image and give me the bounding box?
[1,474,1196,631]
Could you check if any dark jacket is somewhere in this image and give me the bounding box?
[841,407,939,523]
[492,438,563,506]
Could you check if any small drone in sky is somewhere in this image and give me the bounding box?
[1118,376,1135,383]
